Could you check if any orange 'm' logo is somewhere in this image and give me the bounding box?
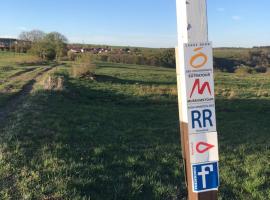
[190,47,208,68]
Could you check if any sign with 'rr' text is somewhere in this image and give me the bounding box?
[182,42,220,194]
[183,42,217,134]
[188,104,216,134]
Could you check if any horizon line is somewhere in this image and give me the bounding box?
[0,36,267,49]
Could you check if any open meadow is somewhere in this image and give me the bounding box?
[0,52,269,199]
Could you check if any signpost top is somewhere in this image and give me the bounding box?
[176,0,208,43]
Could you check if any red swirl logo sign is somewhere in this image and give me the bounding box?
[196,142,215,154]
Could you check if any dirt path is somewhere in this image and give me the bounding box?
[8,67,37,79]
[0,66,55,122]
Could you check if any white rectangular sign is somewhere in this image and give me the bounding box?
[186,71,215,105]
[189,132,219,164]
[184,42,213,72]
[188,104,216,134]
[184,42,215,105]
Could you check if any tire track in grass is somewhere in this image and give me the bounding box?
[0,66,56,122]
[8,67,37,79]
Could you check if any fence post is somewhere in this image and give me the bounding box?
[175,1,220,199]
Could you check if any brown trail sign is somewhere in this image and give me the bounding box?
[175,0,220,199]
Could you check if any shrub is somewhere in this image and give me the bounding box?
[67,51,77,61]
[70,54,96,79]
[214,57,239,72]
[99,55,109,62]
[159,49,175,68]
[235,65,255,75]
[255,66,267,73]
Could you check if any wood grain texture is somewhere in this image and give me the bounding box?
[176,0,208,43]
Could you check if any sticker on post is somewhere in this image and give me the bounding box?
[188,104,217,134]
[186,72,215,104]
[192,162,219,193]
[184,42,213,72]
[189,132,219,163]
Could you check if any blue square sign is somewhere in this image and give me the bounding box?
[192,162,219,192]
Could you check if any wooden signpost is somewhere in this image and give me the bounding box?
[175,0,220,199]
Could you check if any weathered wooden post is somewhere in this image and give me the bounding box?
[175,0,220,199]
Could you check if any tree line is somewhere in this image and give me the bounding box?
[17,30,68,60]
[214,48,270,73]
[15,30,176,68]
[74,48,176,68]
[11,30,270,72]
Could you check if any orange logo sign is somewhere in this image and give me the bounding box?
[190,47,208,68]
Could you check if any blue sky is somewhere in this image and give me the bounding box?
[0,0,269,47]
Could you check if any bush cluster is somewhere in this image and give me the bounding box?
[70,54,96,78]
[80,48,176,68]
[214,48,270,73]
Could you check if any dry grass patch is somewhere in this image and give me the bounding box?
[70,64,96,79]
[0,53,42,66]
[135,85,177,97]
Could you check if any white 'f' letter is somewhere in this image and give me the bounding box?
[198,165,214,188]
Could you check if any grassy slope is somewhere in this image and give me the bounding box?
[0,52,55,107]
[213,48,250,59]
[0,52,41,67]
[0,52,41,105]
[0,60,269,199]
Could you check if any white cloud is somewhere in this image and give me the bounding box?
[232,15,241,21]
[217,8,225,12]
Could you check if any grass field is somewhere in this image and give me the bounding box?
[213,48,250,60]
[0,52,269,199]
[0,52,51,107]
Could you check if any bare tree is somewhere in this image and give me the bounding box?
[19,30,45,42]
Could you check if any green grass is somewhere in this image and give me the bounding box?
[0,52,53,107]
[0,59,269,199]
[213,48,250,60]
[215,73,270,98]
